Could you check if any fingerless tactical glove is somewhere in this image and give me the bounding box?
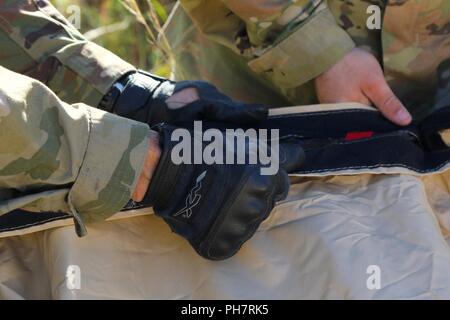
[140,124,305,260]
[99,70,268,126]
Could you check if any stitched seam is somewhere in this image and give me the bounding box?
[297,160,450,174]
[269,109,378,119]
[68,107,92,199]
[0,215,71,232]
[280,131,417,146]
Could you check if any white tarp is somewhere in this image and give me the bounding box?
[1,105,450,299]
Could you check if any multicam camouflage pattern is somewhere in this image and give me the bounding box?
[382,0,450,119]
[0,0,449,233]
[0,1,151,233]
[165,0,450,118]
[0,66,149,234]
[168,0,355,106]
[0,0,135,107]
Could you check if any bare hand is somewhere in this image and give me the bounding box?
[315,48,412,126]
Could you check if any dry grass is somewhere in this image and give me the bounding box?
[52,0,172,76]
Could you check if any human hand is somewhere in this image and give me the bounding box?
[131,130,161,202]
[104,71,268,127]
[315,48,412,126]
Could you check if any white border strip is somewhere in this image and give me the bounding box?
[268,103,377,117]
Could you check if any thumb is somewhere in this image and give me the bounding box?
[363,75,412,126]
[278,141,306,173]
[272,141,305,202]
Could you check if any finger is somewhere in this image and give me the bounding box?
[363,76,412,126]
[278,142,306,173]
[274,170,290,202]
[204,102,269,124]
[166,87,199,109]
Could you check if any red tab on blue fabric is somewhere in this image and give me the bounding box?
[345,131,374,141]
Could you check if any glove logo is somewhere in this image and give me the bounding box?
[173,170,207,219]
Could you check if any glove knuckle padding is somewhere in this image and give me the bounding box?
[200,172,280,260]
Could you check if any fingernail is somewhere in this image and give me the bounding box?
[395,109,412,124]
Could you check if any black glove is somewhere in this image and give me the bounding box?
[140,124,305,260]
[99,70,268,126]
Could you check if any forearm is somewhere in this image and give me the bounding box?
[181,0,355,91]
[240,1,355,90]
[0,0,135,107]
[0,66,150,234]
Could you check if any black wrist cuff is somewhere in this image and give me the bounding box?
[98,70,175,126]
[98,71,136,112]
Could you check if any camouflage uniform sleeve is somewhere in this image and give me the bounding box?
[182,0,355,90]
[0,66,150,235]
[0,0,135,107]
